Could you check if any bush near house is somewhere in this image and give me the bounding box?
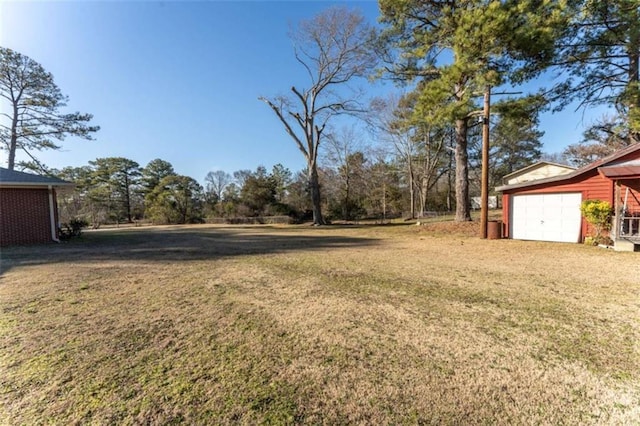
[58,218,88,240]
[580,199,612,244]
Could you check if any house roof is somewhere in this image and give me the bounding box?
[496,142,640,192]
[0,167,74,187]
[598,159,640,179]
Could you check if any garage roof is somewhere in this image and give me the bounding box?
[496,143,640,192]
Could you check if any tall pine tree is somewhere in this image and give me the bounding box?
[0,47,99,171]
[378,0,568,221]
[552,0,640,142]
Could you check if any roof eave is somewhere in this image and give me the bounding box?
[0,182,76,188]
[496,173,577,192]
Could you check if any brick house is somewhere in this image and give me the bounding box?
[0,168,74,246]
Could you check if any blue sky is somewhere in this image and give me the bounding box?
[1,1,606,185]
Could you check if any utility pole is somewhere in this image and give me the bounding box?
[480,86,491,239]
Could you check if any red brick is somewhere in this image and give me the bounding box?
[0,188,59,246]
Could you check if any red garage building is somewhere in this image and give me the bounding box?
[0,168,74,246]
[496,143,640,250]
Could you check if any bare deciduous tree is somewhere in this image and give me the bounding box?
[323,125,369,221]
[370,94,449,218]
[205,170,232,201]
[259,7,376,225]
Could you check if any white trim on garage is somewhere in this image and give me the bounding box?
[510,193,582,243]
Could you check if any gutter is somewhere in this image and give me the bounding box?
[48,185,60,243]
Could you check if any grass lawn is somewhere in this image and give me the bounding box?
[1,222,638,424]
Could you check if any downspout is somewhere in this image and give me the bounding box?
[48,185,60,243]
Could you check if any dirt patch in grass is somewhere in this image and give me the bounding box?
[417,218,481,236]
[1,223,638,424]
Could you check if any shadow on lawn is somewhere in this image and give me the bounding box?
[0,225,381,274]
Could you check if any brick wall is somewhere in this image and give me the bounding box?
[0,188,56,246]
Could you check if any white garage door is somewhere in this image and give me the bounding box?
[511,193,582,243]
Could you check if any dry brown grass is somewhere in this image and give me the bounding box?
[1,222,638,424]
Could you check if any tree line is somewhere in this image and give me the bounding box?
[52,156,400,226]
[52,113,547,228]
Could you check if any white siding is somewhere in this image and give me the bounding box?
[505,164,574,185]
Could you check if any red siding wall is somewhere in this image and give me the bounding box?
[619,184,640,211]
[0,188,56,246]
[501,146,640,242]
[501,171,614,240]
